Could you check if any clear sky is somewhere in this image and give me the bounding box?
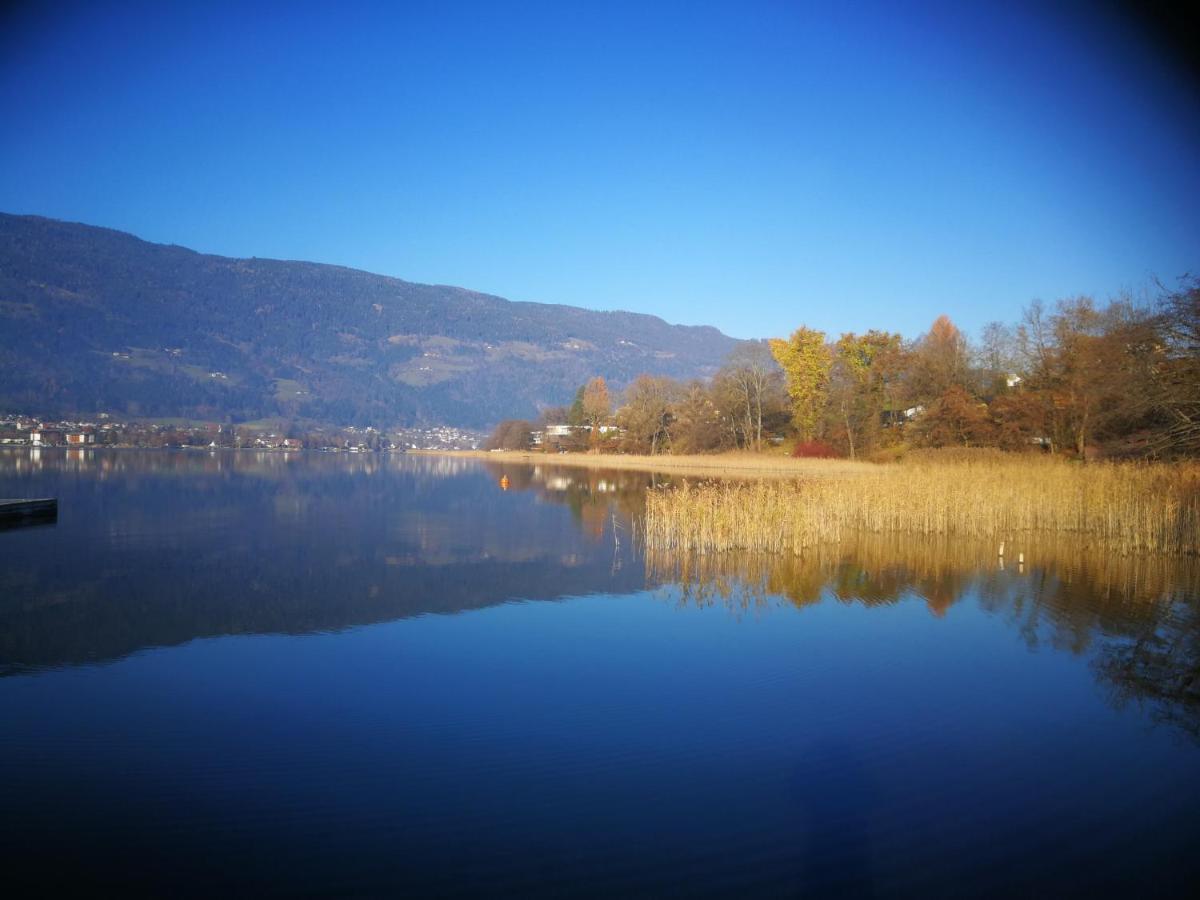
[2,0,1196,340]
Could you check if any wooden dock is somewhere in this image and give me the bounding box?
[0,498,58,524]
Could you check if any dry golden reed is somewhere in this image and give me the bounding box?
[643,457,1200,556]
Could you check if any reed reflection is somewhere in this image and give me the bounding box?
[649,535,1200,741]
[4,450,1198,742]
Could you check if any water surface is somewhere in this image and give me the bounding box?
[2,449,1198,896]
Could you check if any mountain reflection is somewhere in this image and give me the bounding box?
[0,451,652,674]
[2,449,1198,741]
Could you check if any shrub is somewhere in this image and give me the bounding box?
[791,439,839,459]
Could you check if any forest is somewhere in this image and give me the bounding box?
[489,278,1200,461]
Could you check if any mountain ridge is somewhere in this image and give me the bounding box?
[0,213,742,427]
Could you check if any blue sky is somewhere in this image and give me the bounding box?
[2,0,1196,340]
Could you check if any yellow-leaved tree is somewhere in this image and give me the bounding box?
[769,327,832,441]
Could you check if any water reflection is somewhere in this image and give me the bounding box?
[650,536,1200,742]
[1097,599,1200,740]
[2,449,1198,743]
[0,450,652,674]
[3,450,1200,896]
[478,459,657,532]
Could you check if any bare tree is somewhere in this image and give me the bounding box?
[1148,276,1200,455]
[711,342,782,450]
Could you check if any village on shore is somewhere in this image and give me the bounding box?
[0,414,484,453]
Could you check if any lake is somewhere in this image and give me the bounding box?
[2,449,1198,896]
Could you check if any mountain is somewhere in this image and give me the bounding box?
[0,213,741,427]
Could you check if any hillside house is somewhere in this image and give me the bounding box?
[880,406,924,428]
[532,424,577,447]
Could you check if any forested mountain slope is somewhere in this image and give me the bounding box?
[0,213,740,426]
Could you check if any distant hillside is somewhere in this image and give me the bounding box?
[0,214,741,427]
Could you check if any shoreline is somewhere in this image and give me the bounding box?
[413,449,877,479]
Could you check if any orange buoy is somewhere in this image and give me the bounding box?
[500,475,510,491]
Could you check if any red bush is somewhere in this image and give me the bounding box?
[791,440,839,459]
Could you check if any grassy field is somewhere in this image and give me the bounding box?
[643,455,1200,556]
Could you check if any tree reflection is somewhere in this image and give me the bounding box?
[1095,598,1200,741]
[479,460,656,541]
[5,450,1199,743]
[649,535,1200,741]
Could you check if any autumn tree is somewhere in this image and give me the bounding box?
[1088,297,1163,453]
[581,377,611,425]
[579,376,612,446]
[916,315,967,391]
[747,278,1199,460]
[617,375,678,454]
[1012,296,1163,457]
[1050,298,1113,457]
[909,315,970,402]
[670,380,728,453]
[769,327,832,441]
[829,330,904,459]
[911,386,994,447]
[988,390,1048,451]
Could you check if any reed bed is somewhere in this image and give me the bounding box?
[643,457,1200,556]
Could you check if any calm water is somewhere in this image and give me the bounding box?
[2,449,1198,897]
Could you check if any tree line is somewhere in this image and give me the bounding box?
[487,278,1199,460]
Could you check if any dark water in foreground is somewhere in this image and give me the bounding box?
[2,449,1198,897]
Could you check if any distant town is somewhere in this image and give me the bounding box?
[0,414,485,452]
